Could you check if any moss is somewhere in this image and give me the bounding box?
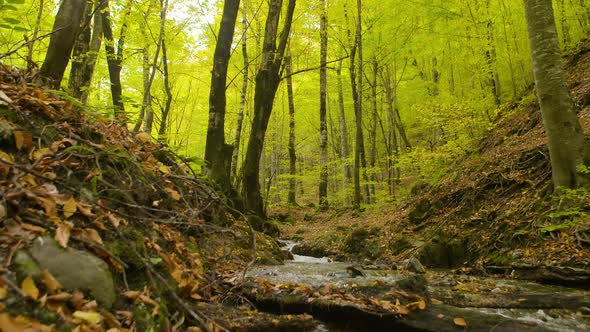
[105,227,148,289]
[390,237,413,255]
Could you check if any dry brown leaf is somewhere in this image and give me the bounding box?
[165,187,181,201]
[14,130,33,151]
[83,228,103,244]
[135,132,152,143]
[42,270,62,293]
[0,202,6,220]
[21,275,39,300]
[47,292,72,302]
[0,286,7,300]
[77,203,94,217]
[21,223,45,233]
[63,197,77,218]
[37,197,57,217]
[55,221,73,248]
[453,317,467,327]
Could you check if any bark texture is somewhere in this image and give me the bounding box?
[204,0,241,193]
[318,0,329,209]
[40,0,87,88]
[286,55,297,206]
[241,0,296,217]
[524,0,589,190]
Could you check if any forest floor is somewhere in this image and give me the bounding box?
[276,41,590,282]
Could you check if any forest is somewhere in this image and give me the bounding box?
[1,0,590,330]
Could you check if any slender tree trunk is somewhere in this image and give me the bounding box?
[204,0,241,193]
[356,0,371,205]
[27,0,44,69]
[318,0,329,210]
[102,0,130,121]
[68,0,93,99]
[40,0,87,88]
[286,54,297,206]
[524,0,589,190]
[157,37,173,143]
[337,59,352,201]
[142,0,168,134]
[231,0,250,183]
[368,59,378,198]
[241,0,296,217]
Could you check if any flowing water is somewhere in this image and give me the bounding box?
[246,240,590,331]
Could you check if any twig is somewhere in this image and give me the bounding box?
[0,274,27,298]
[0,27,66,60]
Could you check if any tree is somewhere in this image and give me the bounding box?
[241,0,296,217]
[40,0,87,88]
[285,54,297,206]
[318,0,329,209]
[204,0,241,194]
[523,0,589,190]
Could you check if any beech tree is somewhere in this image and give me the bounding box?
[39,0,87,88]
[241,0,296,217]
[204,0,241,194]
[523,0,590,190]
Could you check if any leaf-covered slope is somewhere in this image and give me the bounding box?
[0,65,305,331]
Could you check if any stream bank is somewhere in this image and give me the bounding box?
[244,240,590,331]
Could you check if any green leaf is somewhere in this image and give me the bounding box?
[0,4,18,11]
[0,23,13,30]
[5,0,25,4]
[2,17,20,24]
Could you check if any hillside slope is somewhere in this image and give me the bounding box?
[281,42,590,277]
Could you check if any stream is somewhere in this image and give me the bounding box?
[246,240,590,331]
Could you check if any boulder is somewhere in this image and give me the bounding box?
[27,237,116,307]
[404,257,426,274]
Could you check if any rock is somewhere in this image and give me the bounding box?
[511,250,523,259]
[408,199,432,224]
[404,257,426,274]
[346,266,364,278]
[578,306,590,315]
[491,287,503,294]
[13,250,42,278]
[28,236,116,307]
[282,249,294,260]
[396,274,428,294]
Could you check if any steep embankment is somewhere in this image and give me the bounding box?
[280,43,590,279]
[0,66,317,331]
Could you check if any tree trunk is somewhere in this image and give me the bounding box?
[142,0,168,134]
[68,0,92,99]
[368,59,378,198]
[318,0,329,210]
[231,0,250,183]
[40,0,87,88]
[27,0,44,69]
[157,37,173,143]
[241,0,296,218]
[286,55,297,206]
[337,59,352,202]
[102,0,130,121]
[523,0,589,190]
[204,0,240,194]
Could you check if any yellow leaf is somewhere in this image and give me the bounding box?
[165,188,181,201]
[42,270,62,293]
[135,132,152,143]
[63,197,77,218]
[158,162,170,174]
[55,221,73,248]
[73,311,103,324]
[453,317,467,327]
[0,286,7,300]
[37,197,57,217]
[21,276,39,300]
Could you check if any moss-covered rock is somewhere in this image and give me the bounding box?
[27,236,116,307]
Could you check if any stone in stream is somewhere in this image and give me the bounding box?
[404,257,426,274]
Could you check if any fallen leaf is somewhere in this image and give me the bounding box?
[0,286,6,300]
[453,317,467,327]
[55,221,73,248]
[165,187,181,201]
[83,228,103,244]
[63,197,77,218]
[14,130,33,151]
[21,223,45,233]
[135,132,152,143]
[0,202,5,220]
[21,276,39,300]
[73,310,103,324]
[42,270,62,293]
